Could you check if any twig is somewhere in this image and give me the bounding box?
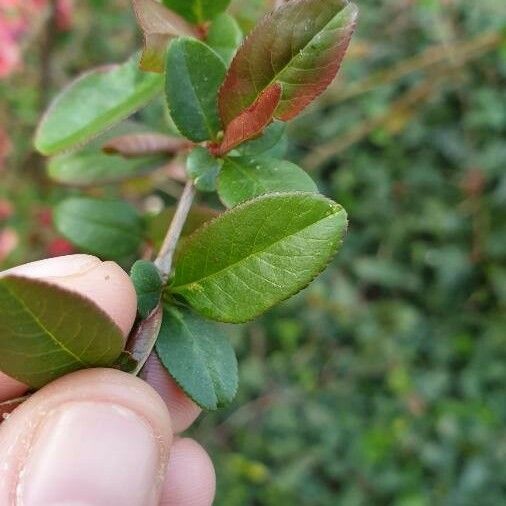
[154,180,196,280]
[124,180,196,375]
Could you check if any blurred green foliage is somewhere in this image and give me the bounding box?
[1,0,505,504]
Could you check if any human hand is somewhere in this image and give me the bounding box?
[0,255,215,506]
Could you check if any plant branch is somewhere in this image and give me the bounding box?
[155,180,196,280]
[124,180,195,376]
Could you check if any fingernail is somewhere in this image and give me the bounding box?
[18,401,161,506]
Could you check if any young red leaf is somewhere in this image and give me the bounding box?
[219,0,358,126]
[214,83,282,156]
[102,133,191,158]
[133,0,197,73]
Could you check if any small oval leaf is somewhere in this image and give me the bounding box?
[156,307,238,410]
[170,192,348,322]
[48,151,163,186]
[165,38,226,142]
[130,260,163,319]
[54,198,143,259]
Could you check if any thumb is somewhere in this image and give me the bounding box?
[0,369,172,506]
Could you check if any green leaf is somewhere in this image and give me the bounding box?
[162,0,231,24]
[54,198,143,259]
[146,205,220,250]
[48,151,163,186]
[46,121,165,186]
[35,55,164,155]
[0,275,123,388]
[235,121,286,157]
[156,307,238,410]
[207,13,243,65]
[218,157,318,207]
[186,147,222,191]
[165,38,226,142]
[219,0,358,126]
[171,192,348,322]
[130,261,163,319]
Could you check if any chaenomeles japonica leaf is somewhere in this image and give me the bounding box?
[162,0,231,24]
[46,120,167,186]
[165,37,226,142]
[186,146,222,191]
[169,192,348,323]
[130,260,163,319]
[234,121,286,157]
[35,54,163,155]
[133,0,197,73]
[218,156,318,208]
[48,151,164,187]
[219,0,358,126]
[156,307,238,410]
[55,198,143,260]
[207,13,243,66]
[0,275,124,388]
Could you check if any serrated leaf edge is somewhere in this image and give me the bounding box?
[170,192,348,323]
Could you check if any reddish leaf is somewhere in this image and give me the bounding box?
[125,304,164,375]
[219,0,358,126]
[214,83,282,156]
[133,0,197,73]
[102,133,191,158]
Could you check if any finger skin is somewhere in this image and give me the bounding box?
[142,353,202,433]
[0,255,137,401]
[0,369,172,506]
[2,254,137,337]
[0,372,26,403]
[161,438,216,506]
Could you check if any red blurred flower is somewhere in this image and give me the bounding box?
[0,128,11,171]
[0,227,18,263]
[47,237,75,257]
[0,199,13,221]
[0,0,74,79]
[36,206,53,227]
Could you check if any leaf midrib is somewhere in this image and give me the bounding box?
[1,280,90,368]
[172,205,344,292]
